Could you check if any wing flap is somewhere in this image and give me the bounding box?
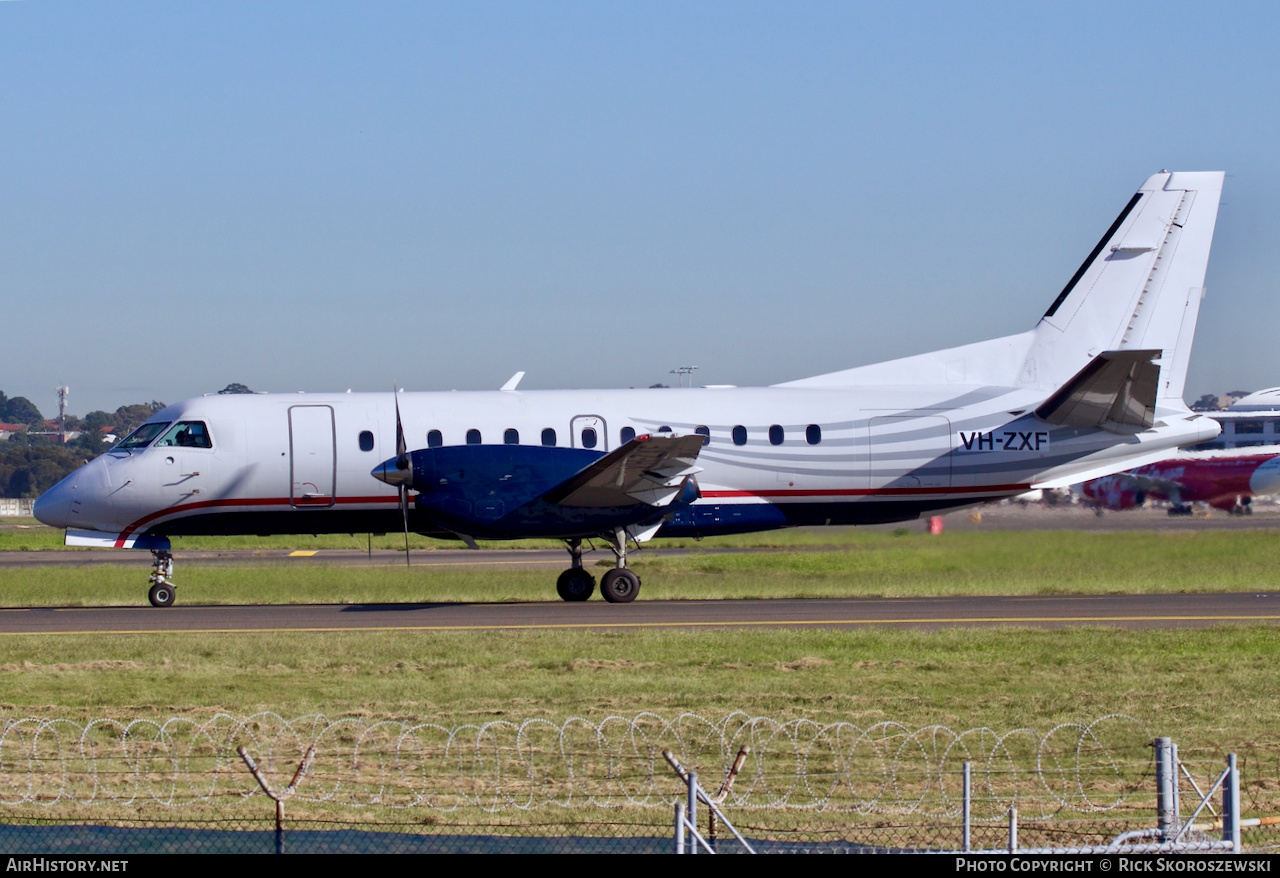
[544,434,705,508]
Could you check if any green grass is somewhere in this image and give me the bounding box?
[639,529,1280,596]
[0,528,1277,606]
[0,626,1272,744]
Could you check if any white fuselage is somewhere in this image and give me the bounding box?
[35,384,1219,546]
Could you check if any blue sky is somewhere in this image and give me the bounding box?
[3,1,1278,415]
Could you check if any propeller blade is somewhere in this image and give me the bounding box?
[394,385,410,567]
[394,386,408,471]
[400,483,411,568]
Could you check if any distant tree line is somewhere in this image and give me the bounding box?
[0,392,45,428]
[0,391,167,499]
[1,384,254,499]
[0,445,89,499]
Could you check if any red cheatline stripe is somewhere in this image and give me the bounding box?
[701,484,1031,498]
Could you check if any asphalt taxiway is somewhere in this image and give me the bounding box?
[0,592,1276,636]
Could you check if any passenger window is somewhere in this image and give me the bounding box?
[358,431,375,452]
[155,421,213,449]
[466,429,482,445]
[769,425,784,446]
[541,428,557,447]
[581,428,597,449]
[427,430,443,448]
[806,424,821,445]
[620,426,636,444]
[732,425,747,446]
[504,428,519,445]
[695,425,710,446]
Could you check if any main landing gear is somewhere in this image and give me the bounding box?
[556,540,595,602]
[556,530,642,604]
[148,550,176,607]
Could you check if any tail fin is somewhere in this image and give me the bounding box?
[776,171,1224,398]
[1027,170,1224,402]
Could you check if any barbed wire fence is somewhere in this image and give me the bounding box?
[0,712,1274,853]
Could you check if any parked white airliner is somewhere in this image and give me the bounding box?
[35,171,1225,606]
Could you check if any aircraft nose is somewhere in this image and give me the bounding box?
[33,474,75,528]
[1249,456,1280,496]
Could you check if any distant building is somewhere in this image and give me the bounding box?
[0,423,28,441]
[1189,388,1280,450]
[1191,391,1250,412]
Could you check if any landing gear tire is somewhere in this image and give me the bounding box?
[148,583,175,608]
[556,569,596,602]
[600,568,641,604]
[147,549,176,607]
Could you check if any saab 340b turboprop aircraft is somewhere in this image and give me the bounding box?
[35,171,1225,607]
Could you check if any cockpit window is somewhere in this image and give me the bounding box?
[155,421,213,449]
[117,422,171,450]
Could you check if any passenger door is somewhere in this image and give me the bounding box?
[289,406,336,507]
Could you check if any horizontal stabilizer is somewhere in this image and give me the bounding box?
[1035,350,1160,430]
[544,434,705,508]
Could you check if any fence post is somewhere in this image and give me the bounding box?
[1008,806,1017,853]
[1155,737,1176,841]
[1171,741,1181,834]
[237,744,315,856]
[1223,753,1241,853]
[962,761,971,853]
[687,771,698,855]
[675,802,686,854]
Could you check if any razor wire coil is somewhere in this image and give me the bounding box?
[0,711,1229,818]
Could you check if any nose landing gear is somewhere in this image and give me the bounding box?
[148,550,176,607]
